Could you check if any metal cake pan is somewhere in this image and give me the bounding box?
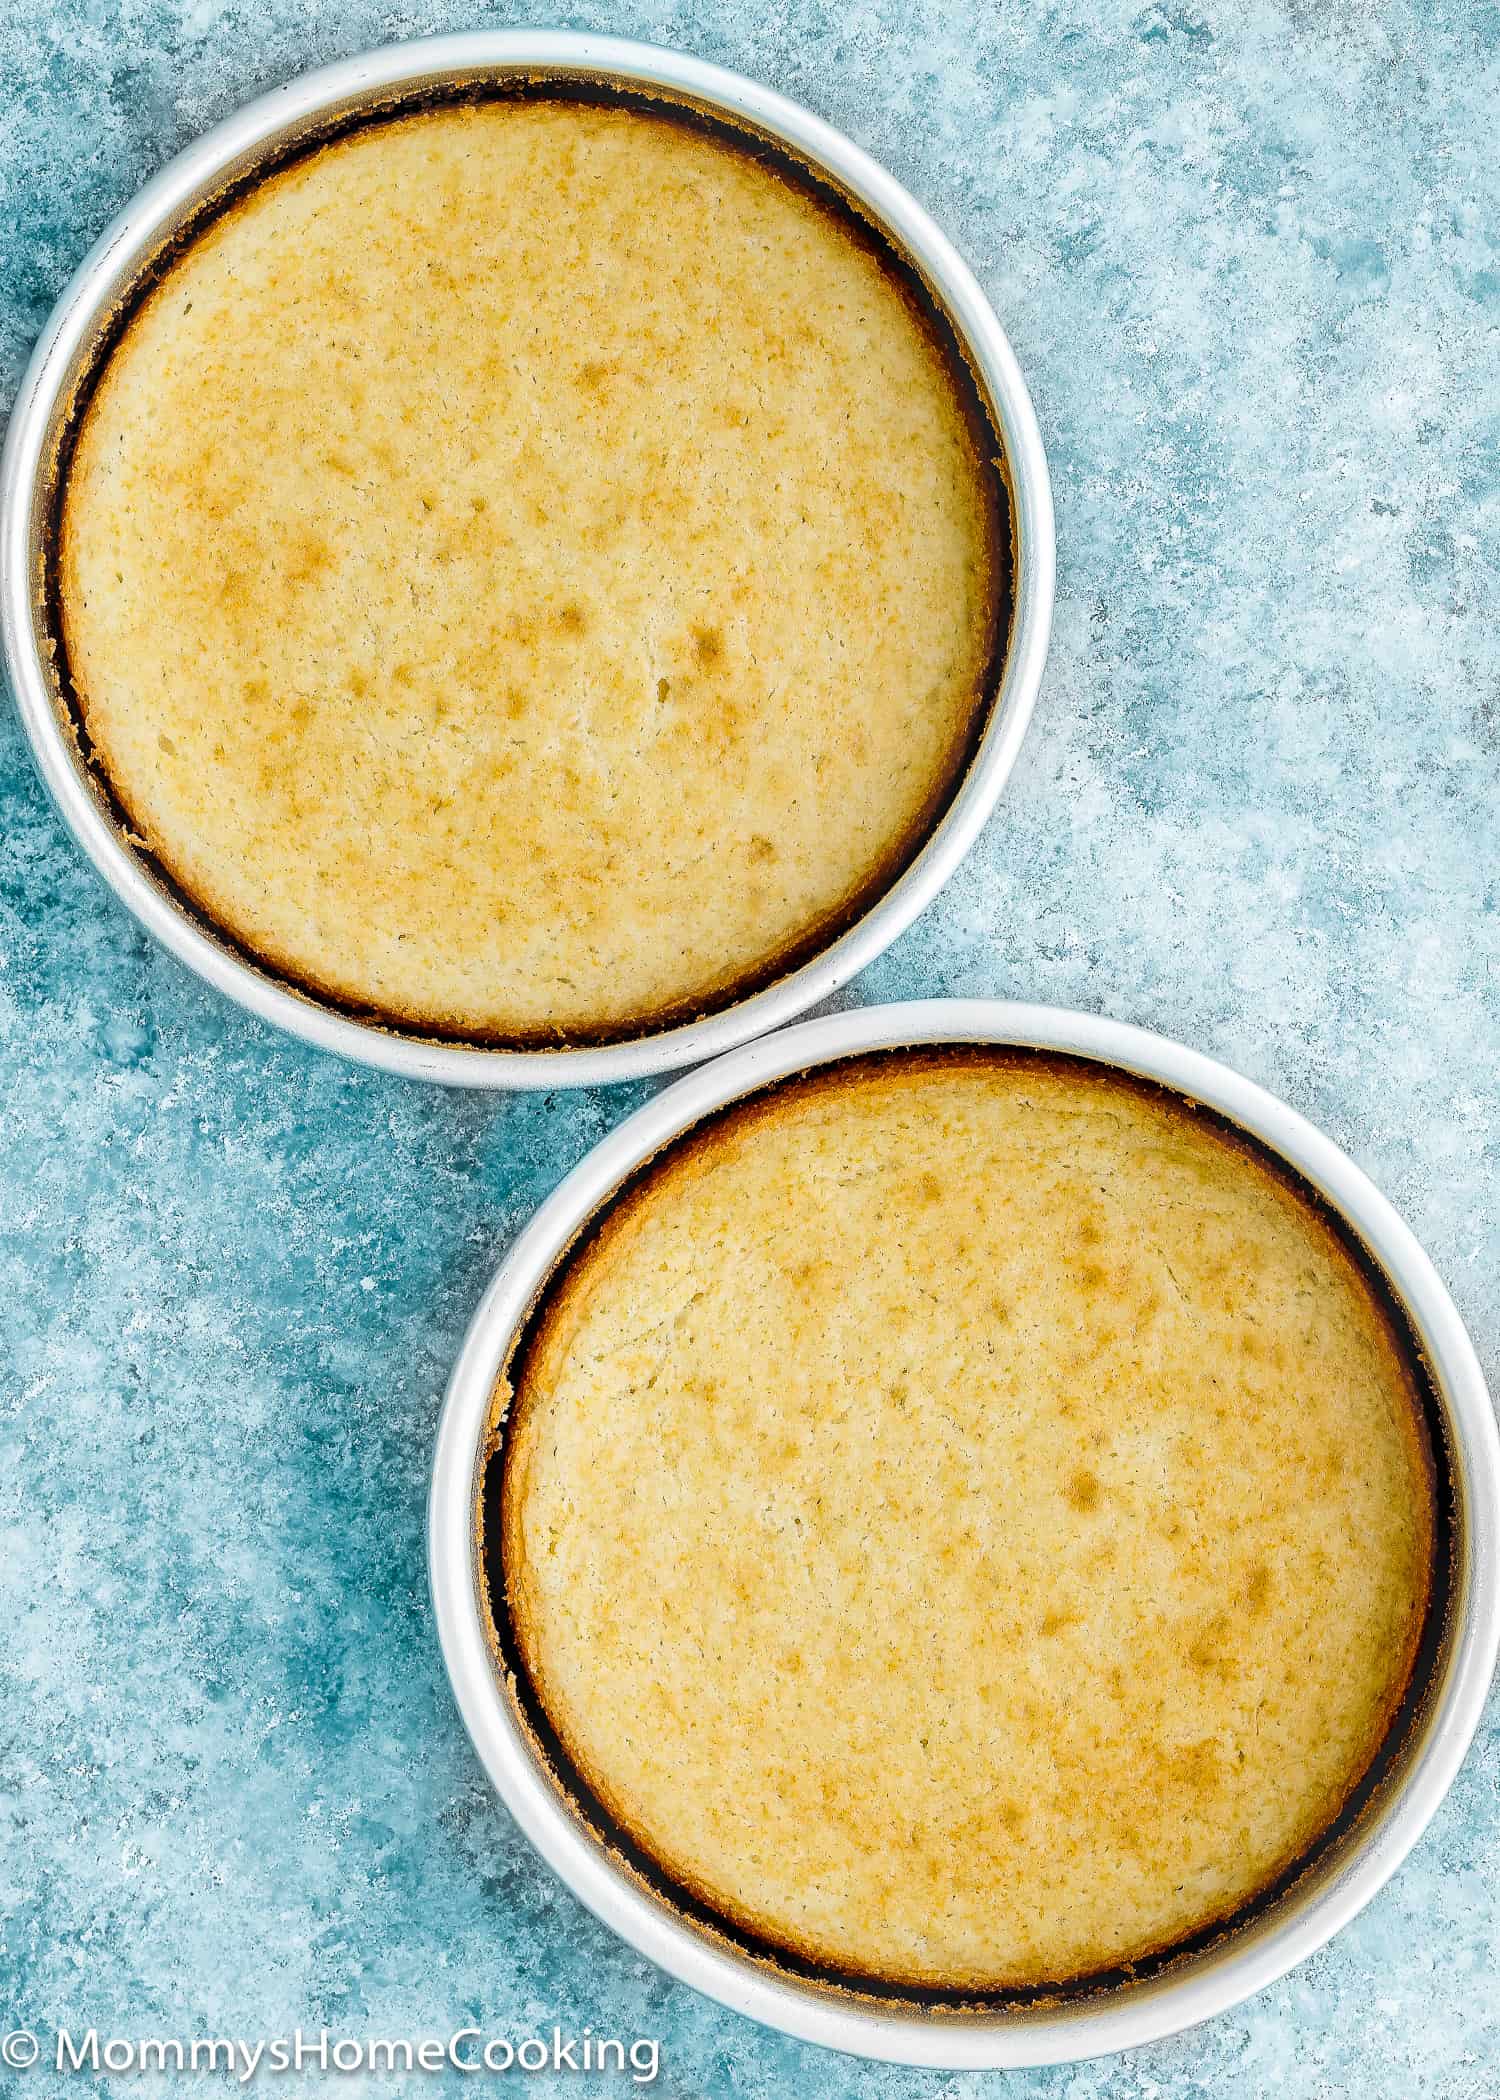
[0,33,1054,1088]
[428,999,1500,2069]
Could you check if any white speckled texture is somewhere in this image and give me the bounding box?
[2,2,1498,2095]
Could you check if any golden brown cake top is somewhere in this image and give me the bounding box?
[58,98,1004,1042]
[500,1050,1436,1991]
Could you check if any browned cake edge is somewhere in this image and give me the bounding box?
[45,82,1015,1051]
[483,1046,1447,2003]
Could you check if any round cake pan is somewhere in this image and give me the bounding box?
[0,33,1053,1089]
[429,998,1500,2070]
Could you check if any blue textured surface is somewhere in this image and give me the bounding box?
[3,2,1499,2095]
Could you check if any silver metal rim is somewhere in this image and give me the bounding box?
[429,999,1500,2069]
[0,32,1055,1089]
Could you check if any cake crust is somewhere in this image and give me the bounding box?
[499,1050,1436,1991]
[58,98,1005,1043]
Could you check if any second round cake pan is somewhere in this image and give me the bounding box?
[429,998,1500,2070]
[0,31,1054,1087]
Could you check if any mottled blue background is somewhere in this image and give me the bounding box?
[3,1,1499,2094]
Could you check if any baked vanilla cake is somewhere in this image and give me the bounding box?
[57,97,1006,1042]
[498,1050,1437,1991]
